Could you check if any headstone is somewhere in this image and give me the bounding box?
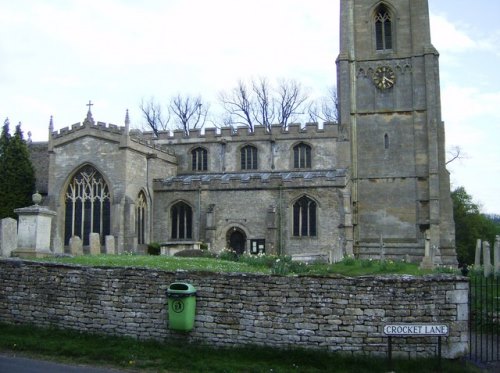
[494,236,500,274]
[483,241,493,277]
[420,230,434,270]
[69,236,83,256]
[0,218,18,258]
[379,235,385,262]
[474,239,482,270]
[52,233,63,254]
[89,233,101,255]
[105,235,116,254]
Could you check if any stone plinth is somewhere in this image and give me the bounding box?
[12,205,56,258]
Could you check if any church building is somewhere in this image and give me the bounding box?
[33,0,457,265]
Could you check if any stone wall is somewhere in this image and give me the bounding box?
[0,260,468,358]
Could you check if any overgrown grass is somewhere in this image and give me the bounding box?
[0,323,477,372]
[38,254,271,274]
[35,254,443,277]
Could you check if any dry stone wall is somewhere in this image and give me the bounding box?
[0,260,468,358]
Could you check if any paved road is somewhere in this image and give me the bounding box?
[0,354,127,373]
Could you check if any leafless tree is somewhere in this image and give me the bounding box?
[308,86,339,124]
[139,98,170,137]
[276,79,308,128]
[219,80,255,131]
[169,94,208,136]
[446,145,466,165]
[252,77,275,131]
[219,78,310,132]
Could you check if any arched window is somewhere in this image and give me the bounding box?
[293,196,317,237]
[384,133,390,149]
[293,143,312,169]
[191,147,208,171]
[241,145,258,170]
[64,165,111,245]
[136,191,147,245]
[375,4,393,51]
[171,202,193,239]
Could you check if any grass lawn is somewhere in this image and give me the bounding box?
[0,323,478,373]
[34,254,448,277]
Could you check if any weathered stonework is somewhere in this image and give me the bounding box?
[0,260,468,358]
[27,0,456,264]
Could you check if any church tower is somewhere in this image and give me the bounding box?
[337,0,457,264]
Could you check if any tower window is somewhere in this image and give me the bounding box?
[384,134,390,149]
[241,145,258,170]
[191,147,207,171]
[293,143,312,169]
[375,4,393,51]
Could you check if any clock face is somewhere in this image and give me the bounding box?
[373,65,396,90]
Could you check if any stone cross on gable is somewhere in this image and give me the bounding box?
[84,100,95,124]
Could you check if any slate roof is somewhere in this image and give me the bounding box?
[159,169,347,186]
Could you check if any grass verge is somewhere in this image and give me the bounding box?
[35,254,442,277]
[0,323,477,373]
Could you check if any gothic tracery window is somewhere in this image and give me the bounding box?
[293,143,312,169]
[136,191,147,245]
[241,145,258,170]
[171,201,193,240]
[293,196,317,237]
[375,4,393,51]
[64,165,110,245]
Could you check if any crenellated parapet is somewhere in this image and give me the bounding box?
[152,122,340,144]
[50,120,175,159]
[51,121,125,139]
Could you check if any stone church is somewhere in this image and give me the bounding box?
[31,0,457,265]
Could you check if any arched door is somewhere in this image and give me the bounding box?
[227,228,246,255]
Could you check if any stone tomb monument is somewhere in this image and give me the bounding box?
[12,193,56,258]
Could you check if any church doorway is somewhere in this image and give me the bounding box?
[227,228,246,255]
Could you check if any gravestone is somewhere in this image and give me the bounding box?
[483,241,493,277]
[69,236,83,256]
[420,230,434,270]
[495,236,500,274]
[89,233,101,255]
[105,235,116,254]
[0,218,17,258]
[474,239,482,270]
[52,233,63,254]
[379,235,385,262]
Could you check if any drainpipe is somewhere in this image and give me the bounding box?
[278,185,283,256]
[197,186,202,241]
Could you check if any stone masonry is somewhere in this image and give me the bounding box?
[0,260,468,358]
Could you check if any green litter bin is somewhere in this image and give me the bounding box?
[167,282,197,331]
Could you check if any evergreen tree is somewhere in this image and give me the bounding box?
[0,120,36,219]
[452,186,499,265]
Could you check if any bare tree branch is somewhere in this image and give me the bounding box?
[169,94,208,136]
[218,80,255,131]
[446,145,466,165]
[139,97,170,137]
[252,77,275,131]
[276,79,308,128]
[308,86,339,124]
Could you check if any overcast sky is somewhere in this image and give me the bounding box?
[1,0,499,213]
